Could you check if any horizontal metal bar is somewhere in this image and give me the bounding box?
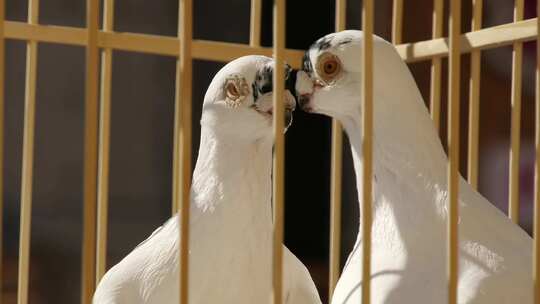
[6,21,85,45]
[192,40,304,67]
[3,18,537,66]
[397,18,536,62]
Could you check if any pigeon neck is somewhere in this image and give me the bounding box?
[191,126,273,223]
[340,116,375,214]
[186,126,274,299]
[341,106,447,227]
[339,67,448,208]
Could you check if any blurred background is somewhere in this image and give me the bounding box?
[1,0,538,302]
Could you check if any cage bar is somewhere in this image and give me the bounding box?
[467,0,483,189]
[172,73,179,213]
[0,0,5,297]
[392,0,403,45]
[95,0,115,283]
[509,0,524,223]
[272,0,286,302]
[81,0,101,303]
[250,0,262,47]
[17,0,40,303]
[176,0,193,302]
[429,0,443,131]
[397,19,535,62]
[172,0,197,218]
[534,5,540,298]
[0,19,536,67]
[328,0,346,300]
[361,0,374,303]
[447,0,462,303]
[171,0,195,297]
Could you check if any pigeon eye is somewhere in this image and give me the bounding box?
[224,75,249,107]
[226,82,240,97]
[316,53,341,84]
[324,61,337,74]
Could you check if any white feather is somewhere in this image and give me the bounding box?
[93,55,321,304]
[297,31,532,304]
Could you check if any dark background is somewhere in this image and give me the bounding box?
[2,0,539,303]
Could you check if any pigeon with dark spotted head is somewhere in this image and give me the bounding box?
[296,30,532,304]
[93,55,321,304]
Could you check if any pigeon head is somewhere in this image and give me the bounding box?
[202,55,296,141]
[295,30,394,121]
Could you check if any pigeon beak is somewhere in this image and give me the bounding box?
[258,90,295,130]
[295,70,315,112]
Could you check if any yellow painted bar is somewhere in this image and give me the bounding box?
[192,40,302,69]
[0,19,537,68]
[171,16,181,215]
[361,0,374,303]
[17,0,39,303]
[397,19,536,63]
[81,0,100,303]
[534,5,540,299]
[177,0,193,302]
[95,0,115,284]
[328,0,346,299]
[250,0,262,47]
[392,0,403,45]
[100,31,177,58]
[509,0,524,224]
[0,0,5,298]
[467,0,483,189]
[272,0,285,303]
[429,0,443,131]
[447,0,461,303]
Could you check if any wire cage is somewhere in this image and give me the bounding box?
[0,0,539,303]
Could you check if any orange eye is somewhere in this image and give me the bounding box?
[316,53,341,83]
[324,60,338,75]
[224,75,249,107]
[226,82,239,98]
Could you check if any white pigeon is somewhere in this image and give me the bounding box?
[93,55,322,304]
[295,30,533,304]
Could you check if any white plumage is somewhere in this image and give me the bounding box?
[93,55,321,304]
[296,30,532,304]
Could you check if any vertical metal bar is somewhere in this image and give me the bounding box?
[250,0,262,47]
[172,3,195,218]
[328,0,345,300]
[534,5,540,300]
[177,0,193,302]
[172,14,180,216]
[17,0,39,303]
[508,0,524,223]
[172,106,178,215]
[430,0,443,131]
[172,84,179,215]
[467,0,483,189]
[391,0,403,45]
[447,0,461,303]
[81,0,100,302]
[0,0,5,299]
[272,0,285,303]
[361,0,374,303]
[95,0,115,284]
